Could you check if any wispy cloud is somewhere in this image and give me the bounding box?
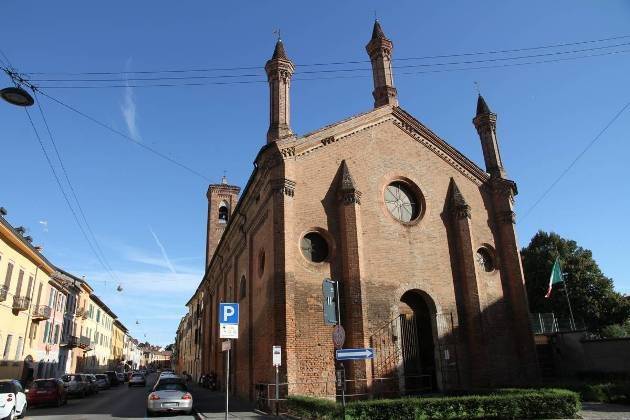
[39,220,48,232]
[121,57,141,142]
[149,226,177,274]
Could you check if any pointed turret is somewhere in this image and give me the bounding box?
[265,39,295,143]
[473,95,505,178]
[365,20,398,108]
[340,160,357,192]
[448,178,471,219]
[338,160,361,205]
[476,94,491,116]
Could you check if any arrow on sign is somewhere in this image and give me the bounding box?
[336,348,375,361]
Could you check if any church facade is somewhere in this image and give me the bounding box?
[183,21,539,400]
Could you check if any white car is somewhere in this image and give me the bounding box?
[0,379,27,420]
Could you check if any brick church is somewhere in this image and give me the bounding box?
[185,21,539,400]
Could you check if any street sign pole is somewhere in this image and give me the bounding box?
[275,365,279,417]
[272,345,281,417]
[225,339,230,420]
[334,279,346,413]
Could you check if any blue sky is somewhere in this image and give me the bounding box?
[1,1,629,345]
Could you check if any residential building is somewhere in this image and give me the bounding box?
[82,294,115,372]
[30,273,68,379]
[184,22,538,401]
[0,208,55,382]
[112,319,127,371]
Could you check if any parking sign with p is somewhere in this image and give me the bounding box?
[219,303,239,339]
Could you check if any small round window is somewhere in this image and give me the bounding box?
[476,247,495,272]
[384,181,421,223]
[300,232,329,263]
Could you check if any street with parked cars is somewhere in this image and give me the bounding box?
[0,370,197,419]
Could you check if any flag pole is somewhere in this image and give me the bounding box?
[561,272,576,330]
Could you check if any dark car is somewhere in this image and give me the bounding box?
[104,371,119,387]
[61,374,89,398]
[27,379,67,407]
[80,374,99,395]
[94,374,110,390]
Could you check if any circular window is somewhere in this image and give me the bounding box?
[258,250,266,277]
[300,232,329,263]
[476,248,495,272]
[384,181,421,223]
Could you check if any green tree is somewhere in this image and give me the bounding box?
[521,231,629,331]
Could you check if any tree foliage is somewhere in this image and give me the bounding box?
[521,231,629,330]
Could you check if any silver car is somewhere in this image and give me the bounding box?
[146,377,192,417]
[128,373,146,387]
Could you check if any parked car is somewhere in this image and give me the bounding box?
[128,373,146,387]
[116,372,126,383]
[26,378,67,407]
[94,374,110,390]
[61,374,89,398]
[104,371,119,387]
[0,379,27,419]
[80,374,99,395]
[146,377,192,417]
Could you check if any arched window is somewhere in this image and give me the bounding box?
[239,276,246,300]
[218,201,229,224]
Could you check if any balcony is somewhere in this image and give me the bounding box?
[79,336,91,350]
[62,335,80,348]
[12,296,31,312]
[0,285,7,302]
[31,305,51,321]
[75,307,88,320]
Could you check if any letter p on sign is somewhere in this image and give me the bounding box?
[219,303,239,325]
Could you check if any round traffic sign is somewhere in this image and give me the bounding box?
[332,325,346,349]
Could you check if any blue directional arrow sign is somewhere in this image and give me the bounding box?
[336,348,375,361]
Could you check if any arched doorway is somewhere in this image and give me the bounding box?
[399,290,438,393]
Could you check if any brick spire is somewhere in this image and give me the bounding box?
[265,39,295,143]
[365,20,398,108]
[448,178,471,219]
[473,95,506,178]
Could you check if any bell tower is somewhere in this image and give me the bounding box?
[205,176,240,268]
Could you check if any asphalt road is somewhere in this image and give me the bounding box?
[24,373,195,420]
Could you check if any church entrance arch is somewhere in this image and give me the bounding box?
[399,290,438,393]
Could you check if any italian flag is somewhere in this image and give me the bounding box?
[545,257,564,298]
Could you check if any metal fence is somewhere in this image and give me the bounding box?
[530,312,585,334]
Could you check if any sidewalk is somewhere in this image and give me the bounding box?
[579,402,630,419]
[188,381,275,419]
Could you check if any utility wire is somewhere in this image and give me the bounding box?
[521,100,630,220]
[34,89,211,182]
[26,41,630,83]
[33,48,630,89]
[21,33,630,76]
[23,106,114,287]
[33,91,119,287]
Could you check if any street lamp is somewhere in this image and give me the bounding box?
[0,86,34,107]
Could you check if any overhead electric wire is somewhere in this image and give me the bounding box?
[23,106,113,287]
[21,33,630,77]
[521,100,630,220]
[26,40,630,84]
[34,89,211,182]
[33,47,630,89]
[33,91,119,287]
